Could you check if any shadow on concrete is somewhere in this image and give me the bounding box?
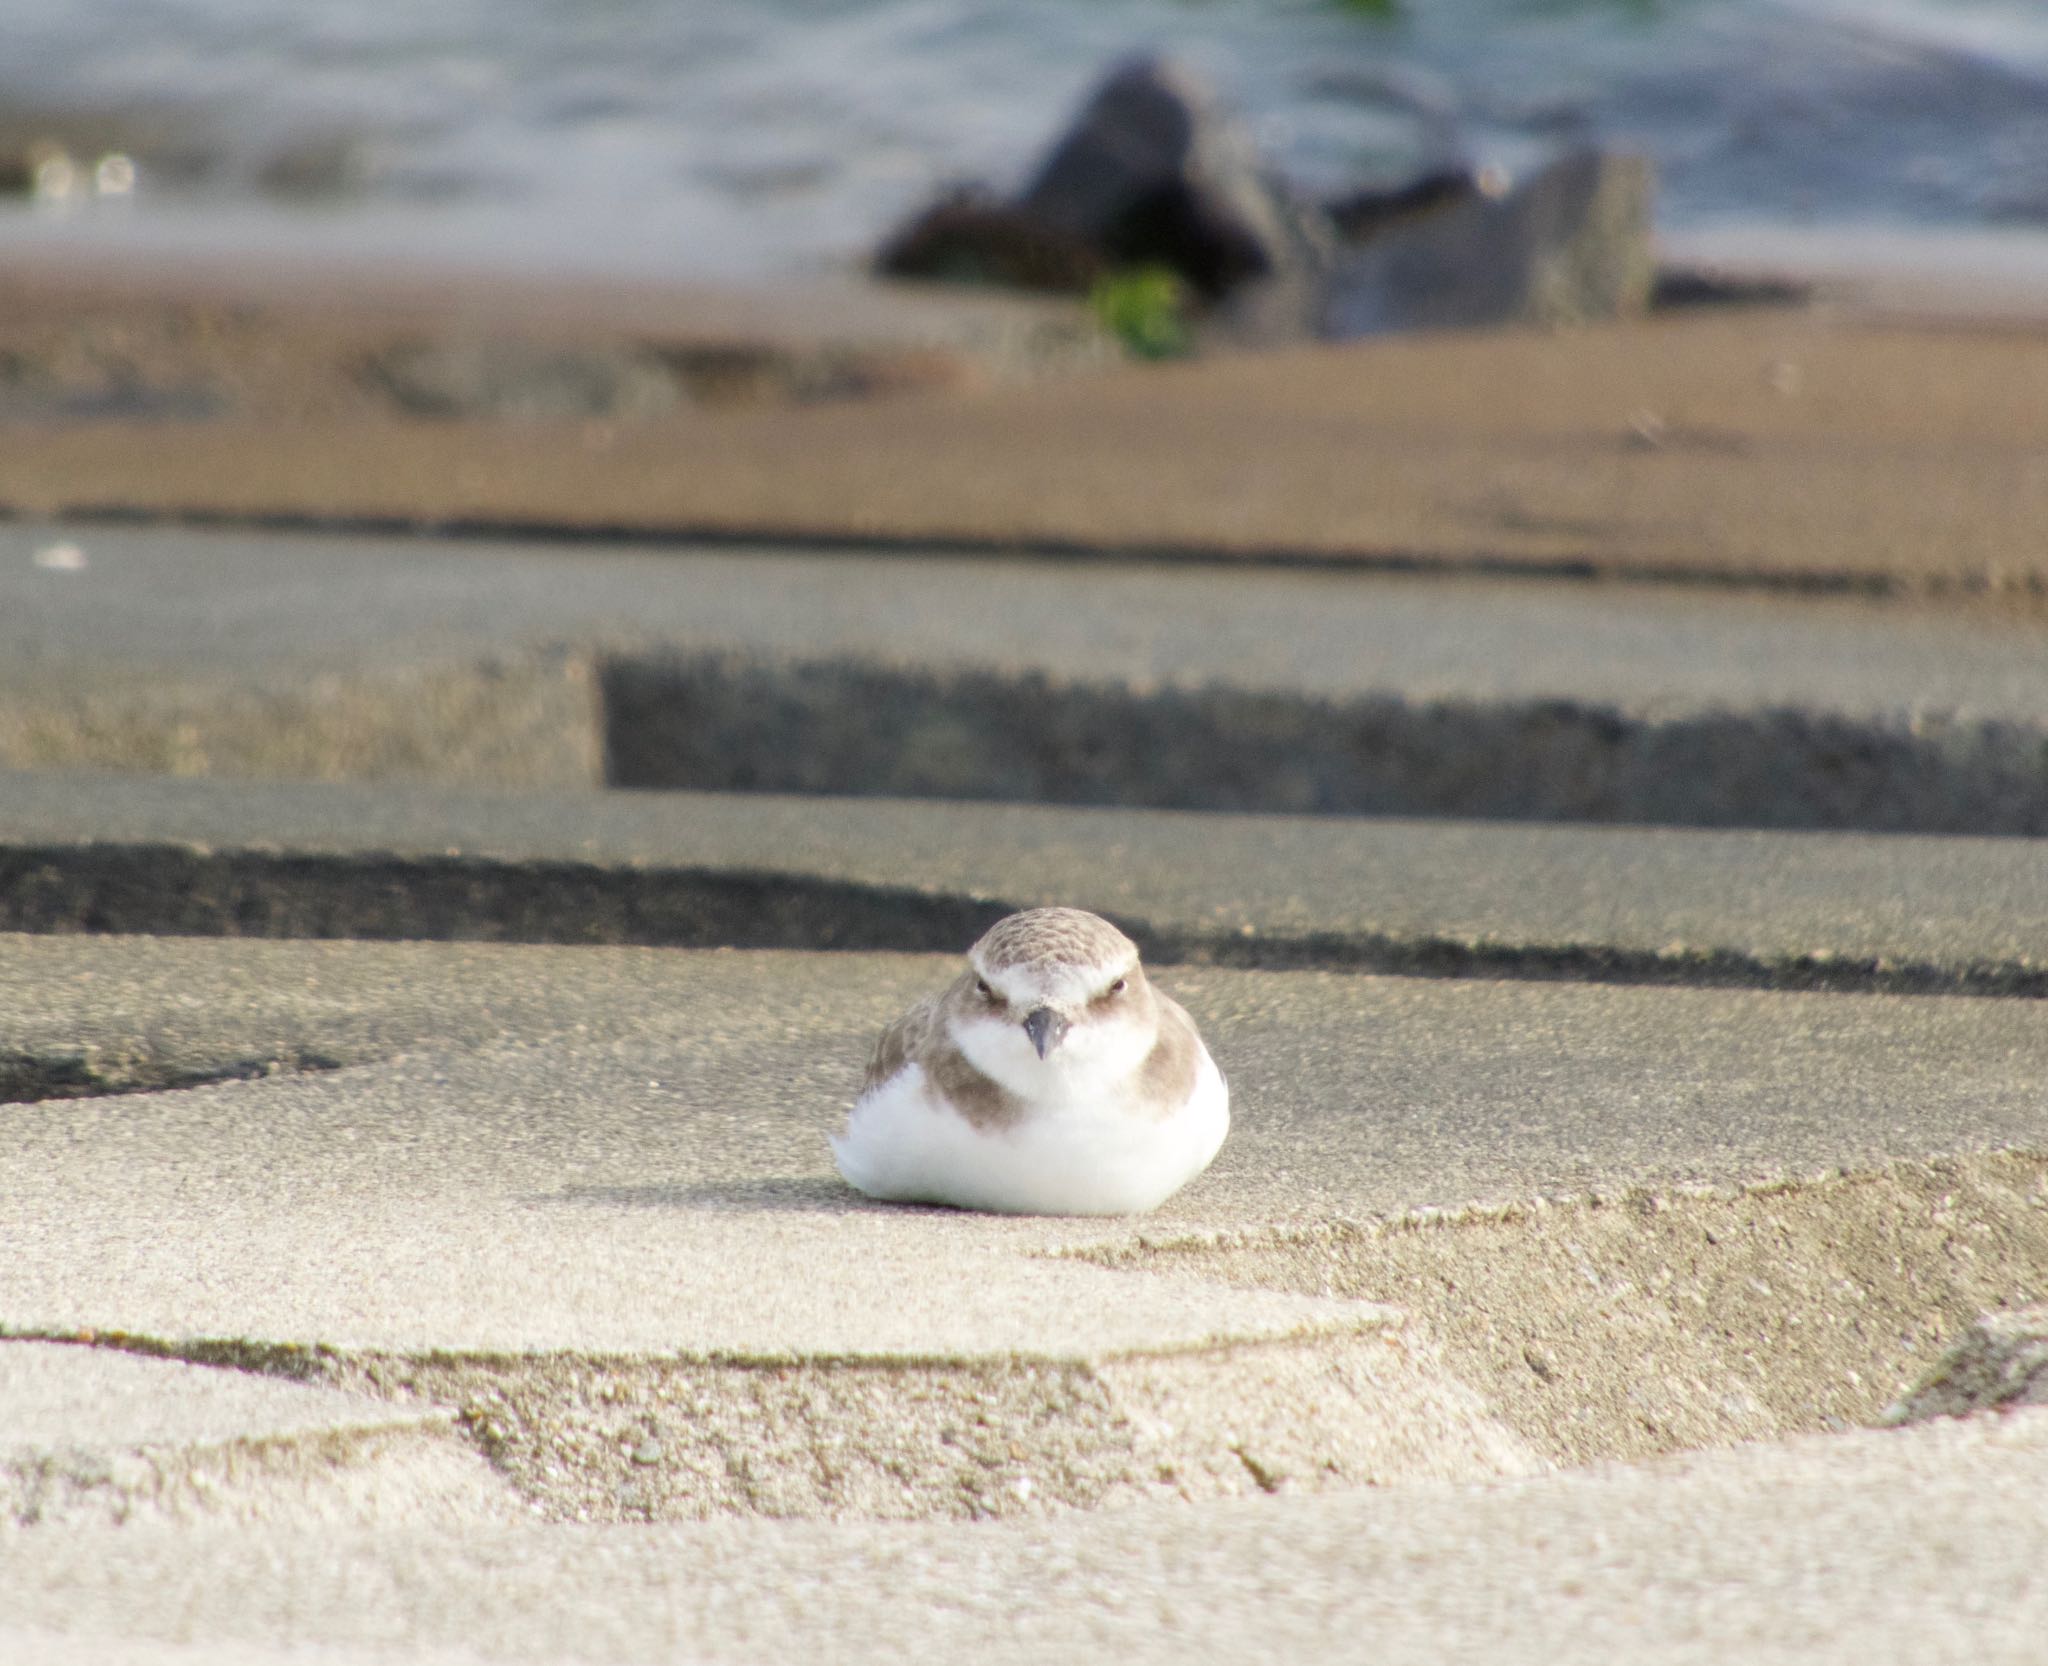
[601,650,2048,836]
[527,1177,903,1215]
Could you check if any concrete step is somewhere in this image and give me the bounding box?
[5,523,2046,831]
[3,770,2045,995]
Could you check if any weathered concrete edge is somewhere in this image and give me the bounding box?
[0,501,1942,599]
[0,1305,1404,1377]
[600,651,2048,835]
[1058,1144,2048,1261]
[4,840,2042,997]
[0,1314,1528,1523]
[2,1341,472,1531]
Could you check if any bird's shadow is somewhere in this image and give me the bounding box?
[524,1177,954,1216]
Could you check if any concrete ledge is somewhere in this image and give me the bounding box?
[5,524,2045,828]
[4,1409,2047,1663]
[0,652,602,791]
[1,1341,514,1529]
[1100,1151,2048,1468]
[3,772,2045,995]
[349,1330,1543,1523]
[601,649,2048,833]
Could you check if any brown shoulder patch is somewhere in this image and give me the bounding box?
[1137,993,1203,1121]
[863,973,1023,1131]
[862,992,939,1096]
[925,1039,1025,1131]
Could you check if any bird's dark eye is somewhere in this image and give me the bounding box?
[1110,977,1128,995]
[975,977,995,1000]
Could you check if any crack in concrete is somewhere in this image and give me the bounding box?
[0,1047,343,1107]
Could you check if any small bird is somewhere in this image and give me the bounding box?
[832,907,1228,1215]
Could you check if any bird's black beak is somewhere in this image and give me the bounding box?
[1022,1007,1069,1059]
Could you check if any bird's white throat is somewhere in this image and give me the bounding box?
[949,1008,1157,1108]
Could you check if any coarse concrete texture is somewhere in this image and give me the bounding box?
[3,1408,2047,1665]
[1105,1150,2048,1469]
[4,769,2047,995]
[0,1637,457,1666]
[4,310,2048,597]
[0,1340,517,1530]
[3,523,2046,830]
[3,933,2046,1520]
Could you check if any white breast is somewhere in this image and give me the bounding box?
[832,1045,1229,1217]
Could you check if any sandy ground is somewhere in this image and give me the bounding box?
[2,247,2046,604]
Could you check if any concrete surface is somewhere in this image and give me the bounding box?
[3,523,2045,829]
[1,1340,514,1529]
[5,310,2048,598]
[3,933,2045,1522]
[5,257,2046,1662]
[4,769,2046,992]
[3,1408,2046,1665]
[8,524,2046,717]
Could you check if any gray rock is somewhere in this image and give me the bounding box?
[1322,149,1656,336]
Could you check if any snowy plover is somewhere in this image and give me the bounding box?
[832,907,1228,1215]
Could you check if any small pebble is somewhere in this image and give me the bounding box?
[34,541,87,571]
[94,153,137,196]
[630,1437,664,1466]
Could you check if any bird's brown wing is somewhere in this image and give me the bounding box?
[860,988,951,1096]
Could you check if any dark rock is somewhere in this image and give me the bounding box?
[876,189,1105,294]
[877,54,1330,337]
[1321,149,1657,337]
[1017,56,1312,302]
[253,130,368,199]
[876,60,1655,348]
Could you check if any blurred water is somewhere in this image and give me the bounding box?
[5,0,2048,278]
